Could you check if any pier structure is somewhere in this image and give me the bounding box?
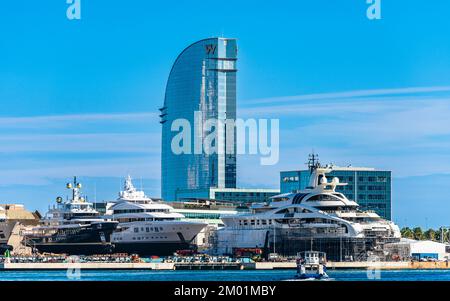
[2,260,450,270]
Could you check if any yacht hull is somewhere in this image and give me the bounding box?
[0,244,13,253]
[113,241,193,256]
[27,242,115,255]
[26,222,118,255]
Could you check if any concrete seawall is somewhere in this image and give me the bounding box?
[2,261,450,270]
[245,261,450,270]
[0,262,175,270]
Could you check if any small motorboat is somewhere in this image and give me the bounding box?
[295,251,329,280]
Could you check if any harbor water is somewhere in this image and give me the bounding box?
[1,269,450,281]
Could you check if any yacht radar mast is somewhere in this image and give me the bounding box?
[66,176,83,202]
[307,152,320,174]
[124,175,136,193]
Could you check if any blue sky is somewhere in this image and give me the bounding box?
[0,0,450,228]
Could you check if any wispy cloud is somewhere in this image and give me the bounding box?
[236,86,450,181]
[243,85,450,105]
[0,112,159,129]
[0,133,160,153]
[2,86,450,204]
[0,112,161,186]
[0,156,161,186]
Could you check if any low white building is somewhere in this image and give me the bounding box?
[385,238,450,261]
[408,239,450,260]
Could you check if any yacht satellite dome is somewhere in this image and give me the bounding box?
[320,176,328,184]
[332,177,340,184]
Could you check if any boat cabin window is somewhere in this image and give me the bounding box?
[271,197,289,202]
[113,208,169,214]
[306,194,344,203]
[332,193,347,199]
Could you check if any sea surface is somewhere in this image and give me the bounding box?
[1,269,450,281]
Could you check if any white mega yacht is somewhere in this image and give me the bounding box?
[214,164,400,259]
[107,176,207,256]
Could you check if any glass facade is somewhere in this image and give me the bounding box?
[280,169,392,220]
[161,38,238,201]
[212,189,279,204]
[175,188,280,204]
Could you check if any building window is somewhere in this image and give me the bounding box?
[377,176,387,182]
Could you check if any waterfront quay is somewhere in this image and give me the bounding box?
[2,256,450,271]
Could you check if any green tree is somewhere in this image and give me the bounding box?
[424,229,436,241]
[435,227,448,242]
[400,227,414,239]
[413,227,424,240]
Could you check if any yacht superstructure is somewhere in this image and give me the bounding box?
[25,178,118,255]
[107,176,207,256]
[214,163,400,260]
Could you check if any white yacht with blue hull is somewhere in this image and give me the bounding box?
[107,176,207,256]
[215,163,400,259]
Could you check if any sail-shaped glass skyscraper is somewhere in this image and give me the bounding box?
[160,38,238,201]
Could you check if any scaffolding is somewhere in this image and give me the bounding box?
[264,228,399,261]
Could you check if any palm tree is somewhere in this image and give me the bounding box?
[413,227,424,240]
[400,227,414,239]
[424,229,436,241]
[439,228,450,243]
